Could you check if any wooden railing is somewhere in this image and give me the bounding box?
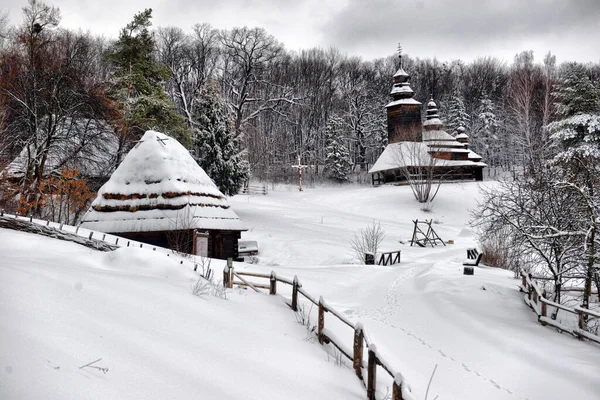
[239,183,268,195]
[378,250,401,266]
[520,272,600,344]
[223,265,417,400]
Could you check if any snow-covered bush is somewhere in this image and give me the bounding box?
[350,221,385,264]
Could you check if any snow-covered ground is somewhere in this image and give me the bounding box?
[0,230,364,400]
[229,182,600,400]
[2,181,600,400]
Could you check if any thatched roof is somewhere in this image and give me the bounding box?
[80,130,246,233]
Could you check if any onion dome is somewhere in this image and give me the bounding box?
[423,96,444,131]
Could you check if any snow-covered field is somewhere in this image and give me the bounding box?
[2,181,600,399]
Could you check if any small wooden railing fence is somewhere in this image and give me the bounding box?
[223,266,416,400]
[520,272,600,344]
[239,183,268,195]
[378,250,401,266]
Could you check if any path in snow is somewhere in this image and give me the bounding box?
[230,183,600,400]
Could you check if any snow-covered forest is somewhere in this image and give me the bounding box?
[1,1,600,399]
[1,2,599,182]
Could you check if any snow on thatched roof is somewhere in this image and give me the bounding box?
[5,119,117,179]
[368,142,487,174]
[80,130,246,233]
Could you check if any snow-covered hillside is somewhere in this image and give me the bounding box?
[0,230,363,399]
[2,181,599,400]
[229,182,600,400]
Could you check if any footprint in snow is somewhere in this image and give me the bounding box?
[461,363,471,372]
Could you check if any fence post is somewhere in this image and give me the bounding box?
[88,232,94,240]
[367,345,377,400]
[578,309,585,330]
[392,373,404,400]
[541,301,547,325]
[353,323,364,380]
[521,273,526,289]
[223,266,229,288]
[291,276,299,312]
[318,296,325,344]
[270,271,277,295]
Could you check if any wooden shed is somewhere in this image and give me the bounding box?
[80,130,246,260]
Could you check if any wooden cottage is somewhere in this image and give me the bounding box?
[80,130,246,260]
[370,56,486,184]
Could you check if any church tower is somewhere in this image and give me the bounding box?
[386,51,422,143]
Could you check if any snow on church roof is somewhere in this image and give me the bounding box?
[368,142,487,174]
[80,130,246,233]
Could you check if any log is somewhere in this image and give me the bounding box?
[0,216,117,252]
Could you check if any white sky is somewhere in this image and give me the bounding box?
[1,0,599,64]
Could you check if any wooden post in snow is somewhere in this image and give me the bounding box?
[318,296,325,344]
[353,323,364,380]
[392,373,404,400]
[291,154,308,192]
[291,276,299,312]
[223,266,229,288]
[367,345,377,400]
[270,271,277,295]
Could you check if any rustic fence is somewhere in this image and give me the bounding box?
[239,183,268,195]
[5,211,418,399]
[223,265,417,400]
[520,272,600,344]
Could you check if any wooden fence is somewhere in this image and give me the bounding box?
[239,183,268,195]
[223,265,417,400]
[520,272,600,344]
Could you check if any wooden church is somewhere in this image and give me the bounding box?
[80,130,246,260]
[369,55,486,184]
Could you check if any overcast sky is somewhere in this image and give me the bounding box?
[2,0,599,64]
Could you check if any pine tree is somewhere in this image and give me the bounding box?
[547,62,600,313]
[106,8,190,163]
[192,85,249,196]
[444,93,470,135]
[474,96,500,165]
[324,117,352,181]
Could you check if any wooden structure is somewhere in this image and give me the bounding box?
[410,219,446,247]
[520,272,600,344]
[80,130,247,260]
[369,49,486,184]
[222,266,418,400]
[463,248,483,266]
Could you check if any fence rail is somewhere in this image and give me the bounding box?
[5,211,418,399]
[520,272,600,344]
[223,265,417,400]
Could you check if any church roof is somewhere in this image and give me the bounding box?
[80,130,246,233]
[368,142,487,174]
[393,67,410,78]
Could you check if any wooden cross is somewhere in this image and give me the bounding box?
[291,154,308,192]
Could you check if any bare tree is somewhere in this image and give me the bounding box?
[392,142,443,206]
[156,23,220,127]
[219,26,299,139]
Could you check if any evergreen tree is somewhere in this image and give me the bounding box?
[474,95,500,165]
[192,85,249,196]
[324,116,352,181]
[444,93,470,135]
[106,8,190,163]
[547,62,600,313]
